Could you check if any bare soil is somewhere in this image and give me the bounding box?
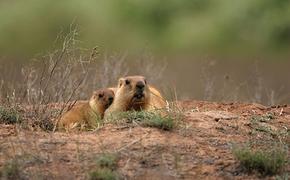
[0,101,289,179]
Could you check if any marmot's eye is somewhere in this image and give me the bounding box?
[125,79,130,85]
[144,79,147,84]
[98,94,104,98]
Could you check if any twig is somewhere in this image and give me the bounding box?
[53,76,87,132]
[115,131,149,153]
[279,108,284,116]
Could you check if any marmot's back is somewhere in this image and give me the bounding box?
[57,89,114,131]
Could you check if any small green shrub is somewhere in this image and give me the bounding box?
[0,106,21,124]
[96,153,118,170]
[1,159,24,180]
[233,144,287,175]
[89,153,120,180]
[89,168,119,180]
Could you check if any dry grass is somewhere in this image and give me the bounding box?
[200,60,290,105]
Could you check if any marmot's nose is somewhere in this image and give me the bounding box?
[136,81,145,89]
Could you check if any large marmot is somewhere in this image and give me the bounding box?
[105,76,166,117]
[57,88,114,131]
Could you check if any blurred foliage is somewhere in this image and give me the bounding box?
[0,0,290,57]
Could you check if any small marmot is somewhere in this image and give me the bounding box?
[57,88,114,131]
[104,76,166,117]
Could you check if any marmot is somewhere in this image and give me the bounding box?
[104,76,166,117]
[57,88,114,131]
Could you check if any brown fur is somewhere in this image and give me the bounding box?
[105,76,166,117]
[108,86,166,110]
[58,89,114,131]
[148,86,167,110]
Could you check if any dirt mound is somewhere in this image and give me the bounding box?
[0,101,289,179]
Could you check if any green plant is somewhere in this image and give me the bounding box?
[96,153,118,170]
[232,144,288,175]
[89,168,119,180]
[276,173,289,180]
[251,113,275,123]
[142,114,174,130]
[0,106,21,124]
[107,110,176,131]
[1,159,24,180]
[89,153,120,180]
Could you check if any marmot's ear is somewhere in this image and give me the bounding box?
[118,78,125,88]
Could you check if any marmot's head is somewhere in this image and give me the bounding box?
[90,88,115,116]
[117,75,150,110]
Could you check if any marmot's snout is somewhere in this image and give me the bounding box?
[134,81,146,99]
[136,81,145,90]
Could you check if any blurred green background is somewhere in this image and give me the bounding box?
[0,0,290,105]
[1,0,290,57]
